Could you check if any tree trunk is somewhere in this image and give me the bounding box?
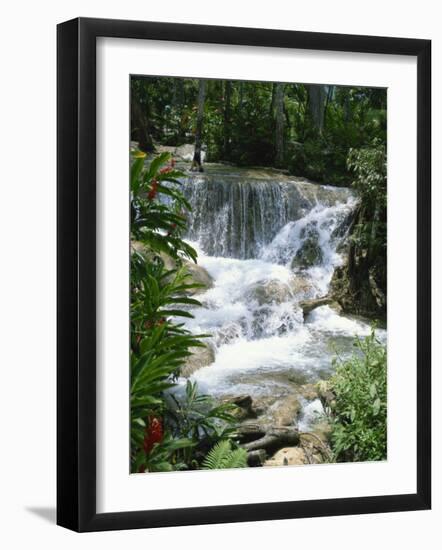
[307,84,326,133]
[131,95,154,153]
[242,427,299,454]
[323,85,334,129]
[274,82,285,167]
[222,80,233,159]
[192,79,207,172]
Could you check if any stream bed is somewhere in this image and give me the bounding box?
[177,166,386,431]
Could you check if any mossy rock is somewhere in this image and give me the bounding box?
[291,237,323,269]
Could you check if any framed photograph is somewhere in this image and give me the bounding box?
[57,17,431,532]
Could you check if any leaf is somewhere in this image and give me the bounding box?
[372,398,381,416]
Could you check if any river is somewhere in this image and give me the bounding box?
[178,165,385,431]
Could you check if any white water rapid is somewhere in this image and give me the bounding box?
[179,166,385,429]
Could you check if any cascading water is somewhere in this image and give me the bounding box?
[179,166,385,430]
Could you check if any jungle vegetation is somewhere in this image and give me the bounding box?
[130,76,388,468]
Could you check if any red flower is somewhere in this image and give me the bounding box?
[147,179,159,201]
[160,166,172,175]
[143,416,164,454]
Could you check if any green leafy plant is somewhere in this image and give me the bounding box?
[131,150,197,262]
[202,440,248,470]
[328,329,387,462]
[166,381,239,467]
[130,150,241,473]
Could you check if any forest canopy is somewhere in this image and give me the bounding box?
[131,76,386,186]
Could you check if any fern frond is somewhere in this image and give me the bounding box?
[202,440,248,470]
[222,448,248,469]
[202,440,231,470]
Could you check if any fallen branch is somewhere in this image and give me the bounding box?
[242,427,299,454]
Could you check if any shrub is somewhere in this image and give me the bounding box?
[328,329,387,462]
[130,150,241,473]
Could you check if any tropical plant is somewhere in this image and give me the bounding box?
[328,329,387,462]
[130,150,241,473]
[131,150,197,262]
[202,440,248,470]
[131,77,386,185]
[166,381,239,467]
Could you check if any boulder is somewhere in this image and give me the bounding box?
[299,383,319,401]
[175,143,196,161]
[182,259,213,295]
[131,241,213,295]
[254,394,302,427]
[264,447,308,467]
[291,237,323,269]
[289,275,313,296]
[223,395,258,421]
[181,343,215,377]
[245,279,293,306]
[271,396,302,427]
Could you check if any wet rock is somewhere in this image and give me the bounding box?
[131,241,212,295]
[213,323,242,346]
[182,259,213,295]
[223,395,258,421]
[256,395,302,427]
[299,296,342,318]
[247,449,267,467]
[264,447,308,466]
[291,237,323,269]
[316,380,336,414]
[175,143,205,162]
[181,343,215,377]
[299,383,319,401]
[131,241,176,271]
[245,279,293,305]
[289,275,313,297]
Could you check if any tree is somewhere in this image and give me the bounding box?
[274,83,285,167]
[307,84,326,133]
[131,80,155,152]
[192,79,207,171]
[222,80,233,159]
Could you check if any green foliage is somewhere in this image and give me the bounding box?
[131,77,386,187]
[347,140,387,259]
[131,151,197,262]
[347,140,387,210]
[329,330,387,462]
[166,381,240,468]
[202,440,248,470]
[130,150,241,473]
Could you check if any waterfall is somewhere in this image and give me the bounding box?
[177,167,384,428]
[184,174,289,258]
[183,171,353,261]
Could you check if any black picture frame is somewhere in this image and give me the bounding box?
[57,17,431,532]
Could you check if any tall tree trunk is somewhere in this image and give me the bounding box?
[323,85,334,130]
[192,79,207,172]
[222,81,232,159]
[344,90,352,124]
[174,79,187,142]
[307,84,326,133]
[274,83,285,167]
[131,95,154,153]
